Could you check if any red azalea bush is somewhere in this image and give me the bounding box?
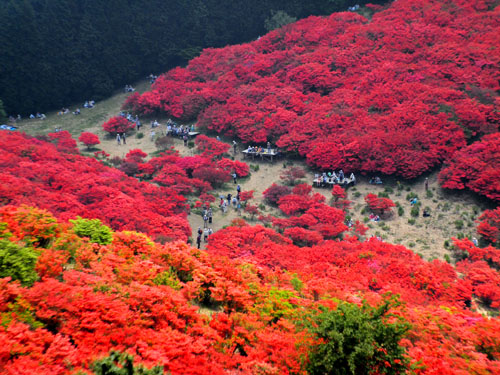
[128,0,500,186]
[364,193,396,215]
[78,132,100,149]
[48,131,79,154]
[102,116,135,135]
[263,183,292,205]
[195,134,230,158]
[0,132,190,241]
[439,133,500,201]
[477,207,500,244]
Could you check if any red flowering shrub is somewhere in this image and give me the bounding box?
[129,0,499,181]
[48,131,78,154]
[216,158,250,177]
[263,183,292,205]
[78,132,100,150]
[439,133,500,201]
[477,207,500,244]
[0,132,189,242]
[195,135,230,158]
[102,116,135,135]
[364,193,396,215]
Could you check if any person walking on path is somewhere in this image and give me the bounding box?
[122,133,126,145]
[227,193,232,206]
[232,172,237,184]
[196,235,201,249]
[424,178,429,191]
[204,227,209,242]
[237,184,241,193]
[232,140,237,155]
[183,134,188,147]
[237,201,242,216]
[208,208,213,224]
[116,134,121,145]
[203,213,208,228]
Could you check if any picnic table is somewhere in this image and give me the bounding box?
[188,131,200,138]
[313,176,355,188]
[242,148,279,162]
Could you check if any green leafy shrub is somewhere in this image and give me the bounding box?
[70,217,113,245]
[305,297,409,375]
[91,350,164,375]
[398,206,404,216]
[454,220,464,230]
[426,190,434,198]
[410,206,420,217]
[0,238,39,286]
[136,132,144,139]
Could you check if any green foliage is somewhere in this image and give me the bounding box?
[290,274,304,292]
[0,99,6,122]
[251,164,260,172]
[305,296,410,375]
[398,206,404,216]
[137,132,144,139]
[1,297,43,329]
[91,350,164,375]
[0,238,39,286]
[444,254,451,263]
[426,189,434,198]
[377,191,390,198]
[264,10,297,31]
[70,217,113,245]
[153,268,182,290]
[410,206,420,218]
[257,288,298,322]
[454,220,464,230]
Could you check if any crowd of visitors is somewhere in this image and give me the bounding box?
[314,170,356,187]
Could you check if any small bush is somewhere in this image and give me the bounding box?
[70,217,113,245]
[408,218,416,225]
[426,190,434,198]
[398,206,404,216]
[0,239,39,286]
[305,297,409,375]
[454,220,464,230]
[410,206,420,217]
[444,254,451,263]
[136,132,144,139]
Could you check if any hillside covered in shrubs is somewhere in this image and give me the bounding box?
[127,0,500,199]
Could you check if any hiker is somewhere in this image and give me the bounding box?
[424,178,429,191]
[338,169,344,181]
[122,133,126,145]
[203,213,208,228]
[150,130,155,141]
[267,141,271,153]
[208,208,213,224]
[183,134,188,146]
[237,184,241,193]
[410,197,418,206]
[237,201,242,216]
[73,108,81,115]
[208,228,213,237]
[196,235,201,249]
[350,173,356,185]
[204,227,209,242]
[423,208,430,217]
[116,134,121,145]
[232,140,237,154]
[232,196,238,208]
[232,172,237,184]
[227,193,232,205]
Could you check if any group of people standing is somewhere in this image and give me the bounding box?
[196,207,214,249]
[220,184,243,215]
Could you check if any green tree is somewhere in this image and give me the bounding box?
[305,296,410,375]
[70,217,113,245]
[264,10,297,31]
[0,99,6,122]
